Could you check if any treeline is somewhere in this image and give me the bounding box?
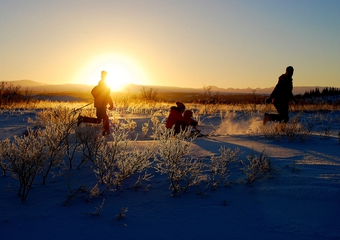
[302,87,340,98]
[0,81,34,106]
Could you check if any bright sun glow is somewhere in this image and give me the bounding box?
[75,54,148,91]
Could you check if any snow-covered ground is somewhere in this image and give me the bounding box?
[1,109,339,240]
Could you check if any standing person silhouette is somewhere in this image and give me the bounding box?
[263,66,298,125]
[78,70,114,135]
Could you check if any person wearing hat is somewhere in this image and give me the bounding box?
[263,66,298,125]
[78,70,114,135]
[165,101,191,134]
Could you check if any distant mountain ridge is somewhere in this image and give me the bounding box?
[4,80,93,92]
[3,79,328,95]
[7,79,45,86]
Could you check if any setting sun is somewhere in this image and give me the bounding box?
[104,64,134,91]
[75,54,149,91]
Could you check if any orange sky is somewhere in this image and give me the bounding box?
[1,1,340,91]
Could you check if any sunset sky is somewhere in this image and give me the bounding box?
[1,0,340,90]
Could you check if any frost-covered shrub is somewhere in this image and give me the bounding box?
[151,115,166,139]
[142,121,149,137]
[0,141,9,176]
[0,160,7,176]
[2,131,47,201]
[261,114,311,142]
[29,107,79,183]
[39,125,68,184]
[29,106,77,128]
[91,129,154,196]
[154,129,207,194]
[241,150,272,185]
[209,146,241,189]
[116,118,137,138]
[64,129,82,170]
[76,124,106,169]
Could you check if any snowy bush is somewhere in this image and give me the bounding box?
[142,121,149,137]
[0,142,9,176]
[1,131,47,201]
[261,114,311,142]
[118,118,137,138]
[150,114,167,139]
[29,107,79,183]
[154,129,207,194]
[64,129,82,169]
[76,124,106,169]
[91,129,154,196]
[241,150,272,185]
[209,146,241,189]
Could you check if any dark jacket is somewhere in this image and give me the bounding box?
[269,74,296,104]
[91,81,113,109]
